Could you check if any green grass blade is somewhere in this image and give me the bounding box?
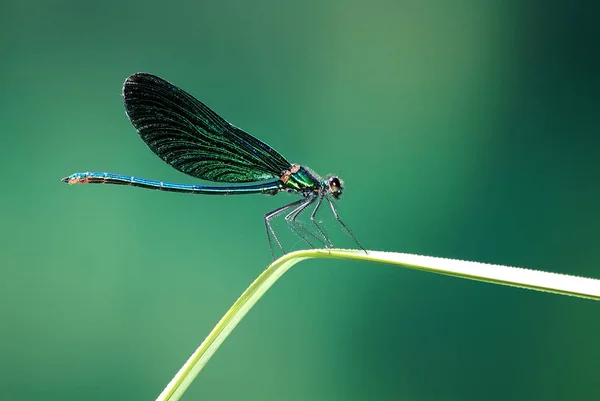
[156,249,600,401]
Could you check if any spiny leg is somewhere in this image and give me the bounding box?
[308,194,334,248]
[285,196,328,248]
[265,198,308,259]
[325,195,366,253]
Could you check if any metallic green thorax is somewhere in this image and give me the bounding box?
[281,165,320,193]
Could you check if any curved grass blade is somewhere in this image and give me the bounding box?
[156,249,600,401]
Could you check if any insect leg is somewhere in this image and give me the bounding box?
[325,195,366,253]
[265,198,308,259]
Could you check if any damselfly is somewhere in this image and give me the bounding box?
[62,73,363,257]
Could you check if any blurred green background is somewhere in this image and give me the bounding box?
[2,0,599,400]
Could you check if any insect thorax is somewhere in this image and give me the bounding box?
[280,164,321,194]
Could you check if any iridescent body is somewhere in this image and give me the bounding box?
[62,73,363,257]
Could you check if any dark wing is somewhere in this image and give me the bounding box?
[122,73,291,183]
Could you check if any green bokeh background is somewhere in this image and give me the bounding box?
[2,1,599,400]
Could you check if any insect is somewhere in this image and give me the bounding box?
[62,73,363,257]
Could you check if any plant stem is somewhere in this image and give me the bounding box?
[156,249,600,401]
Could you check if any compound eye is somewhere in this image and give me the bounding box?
[328,176,343,197]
